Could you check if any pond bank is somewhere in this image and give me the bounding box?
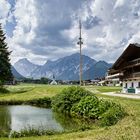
[0,105,92,138]
[0,97,52,108]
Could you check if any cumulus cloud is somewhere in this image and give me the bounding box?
[0,0,11,25]
[7,0,38,63]
[83,0,140,61]
[2,0,140,64]
[7,0,87,64]
[114,0,126,8]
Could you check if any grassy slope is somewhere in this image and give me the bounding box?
[0,84,140,140]
[0,84,68,101]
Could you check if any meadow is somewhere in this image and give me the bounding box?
[0,84,68,101]
[0,84,121,101]
[0,84,139,140]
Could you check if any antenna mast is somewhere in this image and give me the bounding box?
[77,20,83,86]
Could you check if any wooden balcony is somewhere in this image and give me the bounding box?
[106,73,123,79]
[123,72,140,80]
[125,58,140,69]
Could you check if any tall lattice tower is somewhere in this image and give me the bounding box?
[77,20,83,86]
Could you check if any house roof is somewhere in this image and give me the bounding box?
[111,43,140,70]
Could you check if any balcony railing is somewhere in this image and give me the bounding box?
[127,58,140,68]
[121,58,140,69]
[106,73,123,79]
[128,58,140,66]
[124,72,140,79]
[133,72,140,77]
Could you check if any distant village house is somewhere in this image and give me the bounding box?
[50,74,57,85]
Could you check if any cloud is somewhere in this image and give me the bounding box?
[7,0,88,64]
[83,0,140,60]
[7,0,38,63]
[0,0,11,25]
[114,0,126,8]
[2,0,140,65]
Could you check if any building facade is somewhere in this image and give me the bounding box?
[107,43,140,94]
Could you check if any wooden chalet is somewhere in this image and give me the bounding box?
[107,43,140,94]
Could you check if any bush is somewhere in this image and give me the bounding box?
[28,97,51,108]
[100,103,126,126]
[71,95,99,119]
[71,97,116,119]
[52,86,126,127]
[71,96,126,126]
[98,99,115,115]
[52,86,92,113]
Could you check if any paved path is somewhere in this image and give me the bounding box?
[101,92,140,99]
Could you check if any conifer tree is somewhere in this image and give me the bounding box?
[0,23,13,86]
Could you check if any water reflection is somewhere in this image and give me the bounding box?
[0,106,11,132]
[0,105,63,132]
[0,105,88,132]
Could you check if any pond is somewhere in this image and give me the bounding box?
[0,105,88,133]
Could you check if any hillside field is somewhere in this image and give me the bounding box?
[0,84,139,140]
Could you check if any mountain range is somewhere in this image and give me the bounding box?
[14,58,39,77]
[13,53,112,80]
[11,66,24,79]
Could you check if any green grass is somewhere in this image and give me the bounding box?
[86,86,122,93]
[0,84,68,101]
[0,84,121,102]
[1,95,140,140]
[0,84,140,140]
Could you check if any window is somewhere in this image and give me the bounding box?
[131,82,134,88]
[138,82,140,87]
[125,83,127,88]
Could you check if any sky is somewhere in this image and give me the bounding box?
[0,0,140,65]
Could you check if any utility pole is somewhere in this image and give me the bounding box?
[87,64,90,80]
[77,20,83,86]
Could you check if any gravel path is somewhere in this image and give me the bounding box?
[101,92,140,99]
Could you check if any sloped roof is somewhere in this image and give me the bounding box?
[111,43,140,70]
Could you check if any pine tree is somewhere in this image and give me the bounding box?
[0,23,13,86]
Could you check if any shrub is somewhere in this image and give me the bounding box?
[71,95,99,119]
[70,97,115,119]
[71,96,126,126]
[28,97,51,108]
[100,103,126,126]
[98,99,114,115]
[52,86,126,127]
[52,86,92,113]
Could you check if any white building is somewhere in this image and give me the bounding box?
[107,43,140,94]
[50,74,57,85]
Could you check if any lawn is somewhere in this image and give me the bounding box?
[85,85,122,93]
[0,84,121,102]
[0,84,68,101]
[0,84,139,140]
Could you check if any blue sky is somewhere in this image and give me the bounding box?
[0,0,140,64]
